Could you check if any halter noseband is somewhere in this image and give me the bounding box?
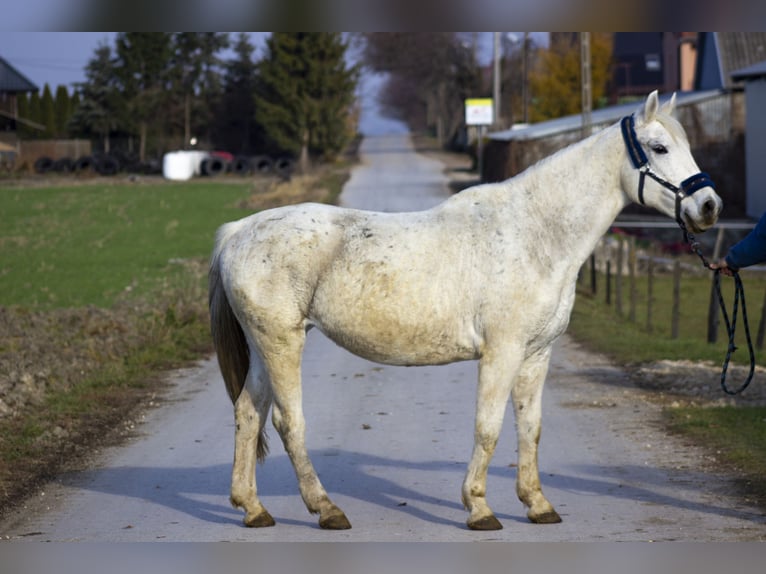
[620,114,715,226]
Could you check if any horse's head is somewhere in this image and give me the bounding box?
[621,90,722,233]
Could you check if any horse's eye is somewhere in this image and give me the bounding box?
[651,144,668,154]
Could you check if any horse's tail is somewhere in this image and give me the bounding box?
[209,221,269,461]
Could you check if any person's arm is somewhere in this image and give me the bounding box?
[725,212,766,271]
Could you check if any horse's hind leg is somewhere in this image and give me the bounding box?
[230,358,275,527]
[512,349,561,524]
[263,327,351,530]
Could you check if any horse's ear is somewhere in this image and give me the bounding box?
[642,90,660,123]
[659,92,677,116]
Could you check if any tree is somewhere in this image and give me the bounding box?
[216,33,261,154]
[528,33,613,122]
[362,33,481,147]
[53,86,71,137]
[69,43,122,152]
[40,84,56,139]
[114,32,173,162]
[169,33,229,148]
[255,33,359,171]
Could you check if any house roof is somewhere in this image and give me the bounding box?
[488,90,723,142]
[698,32,766,89]
[731,59,766,81]
[0,56,38,93]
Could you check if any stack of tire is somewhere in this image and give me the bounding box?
[162,150,295,181]
[33,154,123,176]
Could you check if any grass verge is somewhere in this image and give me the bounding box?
[0,163,352,514]
[570,266,766,509]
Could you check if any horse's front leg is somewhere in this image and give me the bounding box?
[512,349,561,524]
[462,347,523,530]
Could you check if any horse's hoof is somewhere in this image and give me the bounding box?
[244,510,276,528]
[319,510,352,530]
[528,509,562,524]
[467,515,503,531]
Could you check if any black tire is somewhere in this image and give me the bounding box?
[232,156,252,175]
[34,156,54,174]
[201,156,227,176]
[95,155,120,176]
[52,157,73,173]
[274,156,295,177]
[74,156,95,173]
[251,155,274,174]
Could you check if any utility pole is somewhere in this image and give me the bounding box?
[493,32,501,126]
[580,32,592,139]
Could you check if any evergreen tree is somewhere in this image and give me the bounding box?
[169,33,229,148]
[114,32,173,161]
[216,32,260,153]
[255,33,359,170]
[40,84,56,139]
[69,44,122,152]
[54,85,71,137]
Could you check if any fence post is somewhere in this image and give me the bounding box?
[615,237,623,316]
[590,253,597,295]
[672,259,681,339]
[606,259,611,305]
[646,247,654,333]
[628,236,637,322]
[757,287,766,350]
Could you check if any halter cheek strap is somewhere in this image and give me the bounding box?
[620,114,715,224]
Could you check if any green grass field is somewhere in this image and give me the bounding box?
[0,181,254,309]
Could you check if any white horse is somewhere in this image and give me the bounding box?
[209,91,722,531]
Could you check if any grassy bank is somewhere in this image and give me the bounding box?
[0,166,351,512]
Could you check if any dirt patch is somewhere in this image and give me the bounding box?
[628,359,766,407]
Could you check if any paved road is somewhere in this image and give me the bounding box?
[2,134,765,541]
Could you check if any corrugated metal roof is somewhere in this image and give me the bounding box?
[716,32,766,87]
[0,57,38,93]
[731,59,766,81]
[488,90,724,142]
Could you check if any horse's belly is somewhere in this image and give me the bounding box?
[310,282,480,367]
[317,320,479,366]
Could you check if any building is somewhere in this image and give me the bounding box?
[0,56,39,152]
[731,60,766,219]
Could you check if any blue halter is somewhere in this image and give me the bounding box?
[620,114,715,222]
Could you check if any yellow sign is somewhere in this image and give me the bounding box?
[465,98,494,126]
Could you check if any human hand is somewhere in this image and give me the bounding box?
[709,259,735,276]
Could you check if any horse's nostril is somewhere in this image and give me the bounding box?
[703,198,719,217]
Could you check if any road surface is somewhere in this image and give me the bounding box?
[2,134,765,542]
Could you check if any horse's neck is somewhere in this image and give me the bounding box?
[509,126,628,274]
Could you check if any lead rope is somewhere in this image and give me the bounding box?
[679,221,756,395]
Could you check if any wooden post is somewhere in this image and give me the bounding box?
[590,253,597,295]
[606,259,611,305]
[646,247,654,333]
[672,259,681,339]
[628,236,637,322]
[615,237,623,316]
[757,287,766,350]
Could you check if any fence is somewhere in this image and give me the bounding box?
[582,220,766,348]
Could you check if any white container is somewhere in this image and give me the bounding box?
[162,151,210,181]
